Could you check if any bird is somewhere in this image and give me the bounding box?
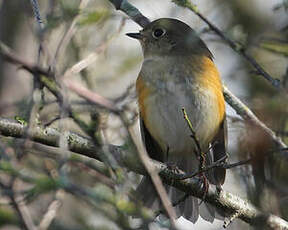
[127,18,227,223]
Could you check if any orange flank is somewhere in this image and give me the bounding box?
[136,56,225,130]
[198,56,225,125]
[136,76,151,121]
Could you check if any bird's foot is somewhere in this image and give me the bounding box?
[166,161,180,173]
[199,173,209,204]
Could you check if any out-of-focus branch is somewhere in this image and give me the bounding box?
[0,181,37,230]
[223,86,287,151]
[63,17,126,81]
[52,0,90,70]
[171,0,282,89]
[122,116,178,227]
[1,117,288,229]
[64,80,121,114]
[38,192,62,230]
[0,42,52,78]
[65,79,178,228]
[108,0,150,27]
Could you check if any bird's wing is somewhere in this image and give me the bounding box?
[211,117,227,185]
[139,117,165,162]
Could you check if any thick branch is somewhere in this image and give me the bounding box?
[0,117,287,229]
[108,0,150,27]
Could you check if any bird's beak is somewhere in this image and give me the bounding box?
[126,32,143,40]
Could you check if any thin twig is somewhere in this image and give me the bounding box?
[182,107,205,171]
[179,156,227,180]
[0,42,52,77]
[179,156,252,180]
[52,0,90,70]
[223,86,287,152]
[108,0,150,27]
[171,0,281,89]
[63,17,126,81]
[64,79,121,113]
[0,180,37,230]
[38,191,63,230]
[65,79,178,228]
[29,0,44,30]
[224,158,251,169]
[123,117,178,228]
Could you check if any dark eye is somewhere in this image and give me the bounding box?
[152,28,166,38]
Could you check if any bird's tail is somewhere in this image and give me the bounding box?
[135,155,218,223]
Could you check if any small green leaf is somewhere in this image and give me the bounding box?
[79,10,110,26]
[25,177,60,201]
[14,116,27,125]
[260,40,288,56]
[0,207,17,226]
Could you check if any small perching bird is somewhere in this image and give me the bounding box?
[127,18,227,223]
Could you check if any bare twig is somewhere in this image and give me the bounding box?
[171,0,281,89]
[38,191,63,230]
[0,180,37,230]
[179,156,251,180]
[223,86,287,152]
[63,17,126,81]
[123,119,178,228]
[64,79,121,114]
[108,0,150,27]
[179,156,227,180]
[0,42,52,77]
[224,158,251,169]
[52,0,90,70]
[182,107,205,171]
[65,78,178,228]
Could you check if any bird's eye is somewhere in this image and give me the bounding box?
[152,28,166,38]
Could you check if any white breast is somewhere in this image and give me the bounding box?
[143,83,219,156]
[140,57,220,156]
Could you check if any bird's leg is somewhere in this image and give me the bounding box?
[166,146,170,161]
[165,146,180,173]
[199,173,209,204]
[197,150,209,203]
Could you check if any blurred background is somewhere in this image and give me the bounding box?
[0,0,287,229]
